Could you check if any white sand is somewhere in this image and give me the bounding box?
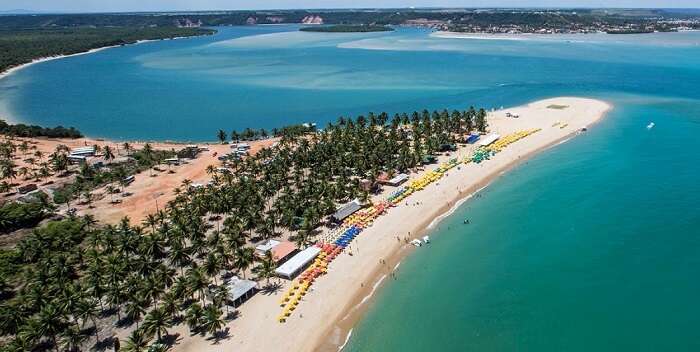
[170,97,611,352]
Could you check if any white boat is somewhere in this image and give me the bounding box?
[422,236,430,244]
[411,239,422,247]
[647,122,655,129]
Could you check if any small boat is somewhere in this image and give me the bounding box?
[647,122,655,129]
[422,236,430,244]
[411,239,422,247]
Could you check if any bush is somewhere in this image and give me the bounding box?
[0,201,49,233]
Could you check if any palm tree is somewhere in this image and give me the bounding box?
[204,253,222,285]
[125,298,147,330]
[75,299,99,340]
[0,159,17,181]
[122,328,150,352]
[103,145,115,164]
[217,129,227,144]
[234,247,255,279]
[143,214,158,234]
[185,303,204,334]
[143,307,171,343]
[59,325,87,352]
[35,303,66,351]
[252,251,277,286]
[123,142,132,157]
[201,304,224,338]
[18,166,29,180]
[476,108,488,132]
[185,268,208,304]
[168,244,191,276]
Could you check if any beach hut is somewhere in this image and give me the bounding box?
[271,241,298,264]
[67,154,87,163]
[164,157,181,165]
[421,155,437,165]
[225,276,258,307]
[465,133,480,144]
[331,199,362,223]
[274,246,322,280]
[18,183,38,194]
[438,143,457,152]
[479,134,501,147]
[70,146,96,157]
[255,239,281,255]
[122,175,135,185]
[387,173,409,187]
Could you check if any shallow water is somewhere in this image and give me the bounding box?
[2,25,700,350]
[2,26,699,140]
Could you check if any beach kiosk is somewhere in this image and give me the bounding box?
[479,133,501,147]
[225,276,258,307]
[70,146,96,157]
[274,246,322,280]
[331,199,362,223]
[271,241,298,264]
[255,239,281,255]
[386,173,409,187]
[465,133,480,144]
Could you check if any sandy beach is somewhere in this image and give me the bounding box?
[169,97,611,352]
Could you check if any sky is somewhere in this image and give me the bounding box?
[1,1,698,13]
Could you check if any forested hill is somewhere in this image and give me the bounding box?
[0,27,214,73]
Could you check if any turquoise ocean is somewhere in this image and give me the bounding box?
[2,26,700,350]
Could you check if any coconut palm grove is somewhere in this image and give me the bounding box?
[0,107,487,351]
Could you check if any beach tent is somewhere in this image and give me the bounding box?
[479,133,501,147]
[225,276,258,307]
[255,239,281,255]
[70,146,96,156]
[275,246,322,279]
[331,199,362,223]
[271,241,298,263]
[387,173,409,187]
[465,133,480,144]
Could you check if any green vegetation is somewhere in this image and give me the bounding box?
[300,25,393,33]
[52,144,177,205]
[0,27,214,73]
[0,104,489,351]
[0,119,82,139]
[0,195,53,233]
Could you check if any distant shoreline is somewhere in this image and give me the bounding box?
[0,36,201,80]
[0,34,211,125]
[431,29,700,41]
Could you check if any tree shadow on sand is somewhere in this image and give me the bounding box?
[260,281,282,295]
[205,328,231,344]
[161,333,182,348]
[225,310,240,322]
[92,337,114,351]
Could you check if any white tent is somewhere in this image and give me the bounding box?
[274,246,321,279]
[226,276,258,307]
[479,133,501,147]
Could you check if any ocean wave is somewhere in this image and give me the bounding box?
[338,328,353,351]
[340,274,387,322]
